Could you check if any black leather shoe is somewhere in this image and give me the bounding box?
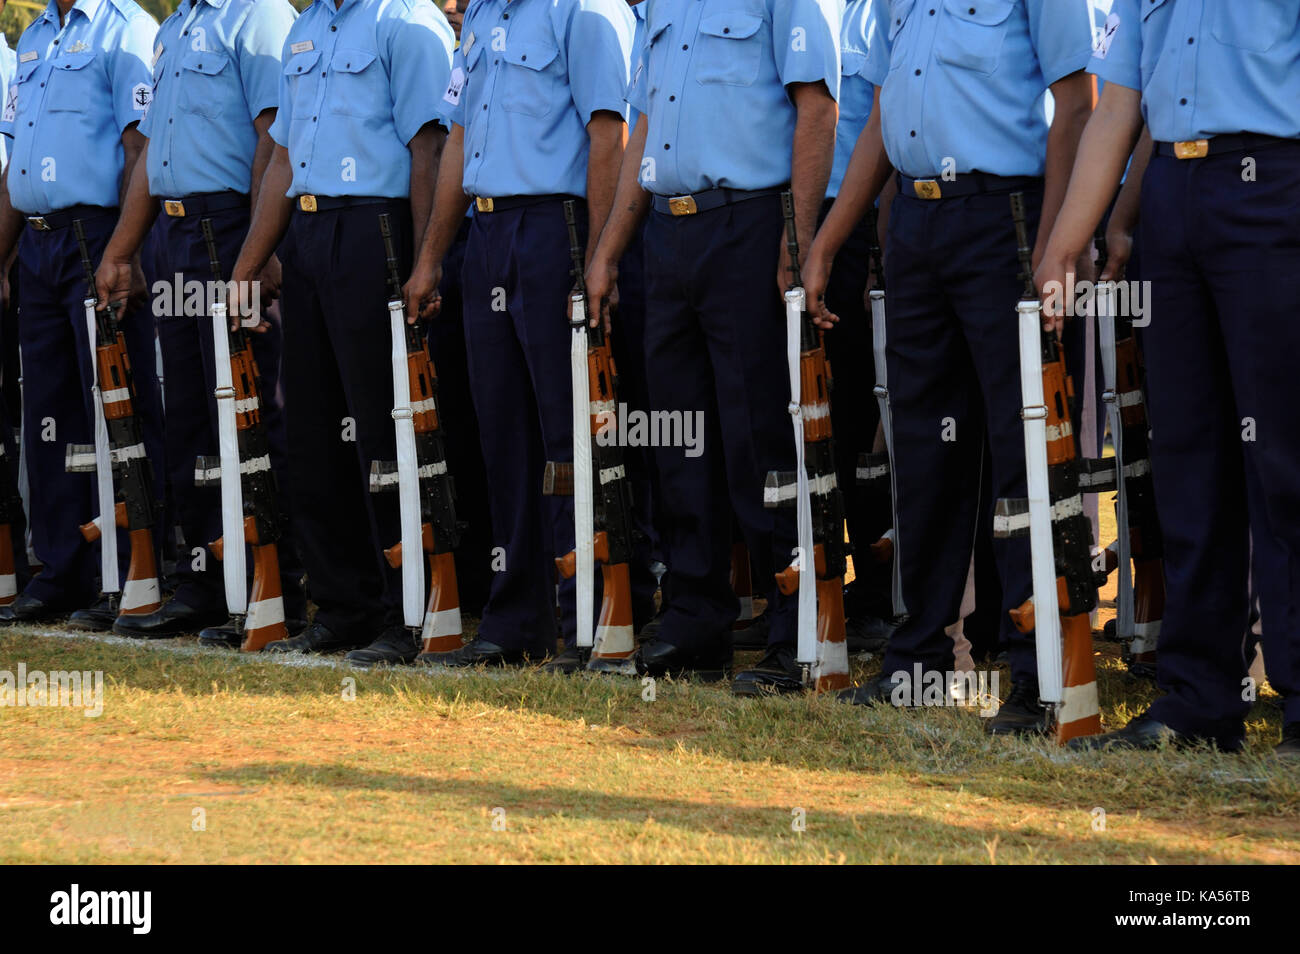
[634,636,730,682]
[417,636,533,668]
[1276,723,1300,759]
[66,594,119,631]
[732,612,770,651]
[845,614,900,656]
[264,621,366,655]
[541,644,589,674]
[0,592,70,626]
[732,644,805,696]
[837,674,906,707]
[345,627,422,668]
[986,679,1049,736]
[112,599,229,639]
[1067,711,1243,752]
[197,617,308,649]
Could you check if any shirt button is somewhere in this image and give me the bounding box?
[175,71,179,77]
[668,94,675,101]
[331,25,337,31]
[663,143,670,149]
[162,161,168,166]
[723,27,730,33]
[503,11,509,17]
[914,68,921,75]
[300,161,306,167]
[910,130,916,137]
[1187,37,1194,44]
[482,104,487,110]
[681,44,688,50]
[928,8,935,15]
[474,152,480,157]
[1179,97,1187,105]
[968,6,975,13]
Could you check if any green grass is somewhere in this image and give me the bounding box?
[0,621,1297,864]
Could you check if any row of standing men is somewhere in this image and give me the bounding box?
[0,0,1296,754]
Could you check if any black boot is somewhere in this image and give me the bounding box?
[985,679,1049,736]
[265,622,367,656]
[345,627,422,668]
[731,644,805,696]
[541,644,589,674]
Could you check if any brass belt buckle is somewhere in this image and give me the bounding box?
[163,199,186,217]
[27,216,49,231]
[667,195,697,216]
[475,196,495,213]
[912,179,942,200]
[298,194,318,212]
[1173,139,1209,160]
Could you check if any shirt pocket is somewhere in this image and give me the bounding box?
[934,0,1016,75]
[643,17,671,89]
[502,41,559,118]
[887,0,916,44]
[46,52,97,113]
[328,49,381,118]
[178,49,232,120]
[694,11,765,87]
[283,48,323,117]
[1211,0,1290,54]
[1139,0,1171,86]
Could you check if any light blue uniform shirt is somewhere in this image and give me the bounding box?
[628,0,842,197]
[440,0,634,199]
[1088,0,1300,142]
[829,0,888,197]
[140,0,296,197]
[269,0,455,200]
[0,36,16,170]
[627,1,646,130]
[1,0,157,214]
[879,0,1092,178]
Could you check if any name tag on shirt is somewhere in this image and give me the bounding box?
[19,51,37,63]
[152,43,163,68]
[462,31,475,56]
[291,40,314,55]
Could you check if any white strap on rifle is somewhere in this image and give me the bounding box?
[85,300,118,595]
[212,300,247,616]
[570,293,595,650]
[1097,281,1133,641]
[870,288,905,615]
[785,287,816,670]
[389,300,424,630]
[1017,299,1063,705]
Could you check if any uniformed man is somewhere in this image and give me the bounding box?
[584,0,842,685]
[402,0,635,668]
[804,0,1095,727]
[0,0,162,628]
[226,0,455,662]
[1037,0,1300,756]
[92,0,304,643]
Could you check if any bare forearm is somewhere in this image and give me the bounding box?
[103,143,158,263]
[0,170,25,264]
[119,126,146,213]
[789,84,836,257]
[414,125,470,271]
[234,146,294,275]
[1108,125,1151,237]
[408,122,447,254]
[814,91,891,260]
[584,112,625,262]
[1036,72,1094,264]
[249,111,276,210]
[591,114,650,265]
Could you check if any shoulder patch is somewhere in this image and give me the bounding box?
[131,81,152,112]
[1093,12,1119,60]
[443,65,465,106]
[2,85,16,124]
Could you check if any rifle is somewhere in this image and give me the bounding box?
[64,220,161,618]
[0,434,22,608]
[761,191,849,691]
[1091,228,1163,678]
[369,213,463,655]
[192,219,288,651]
[993,194,1101,743]
[543,199,638,674]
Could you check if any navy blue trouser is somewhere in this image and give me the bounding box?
[278,200,412,639]
[461,198,585,654]
[642,193,798,652]
[17,211,164,606]
[429,217,494,615]
[880,187,1042,685]
[1140,141,1300,737]
[820,201,892,621]
[150,205,303,618]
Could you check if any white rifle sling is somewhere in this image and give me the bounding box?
[1017,300,1063,705]
[785,287,816,670]
[389,300,424,630]
[211,300,247,616]
[870,288,905,615]
[571,293,595,651]
[85,301,118,594]
[1097,281,1133,641]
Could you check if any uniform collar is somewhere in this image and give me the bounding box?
[43,0,106,24]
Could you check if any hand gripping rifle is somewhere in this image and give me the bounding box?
[761,192,850,691]
[192,219,288,650]
[369,213,464,654]
[993,194,1102,743]
[64,220,161,618]
[1091,229,1163,678]
[543,199,638,673]
[854,207,904,612]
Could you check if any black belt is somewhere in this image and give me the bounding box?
[25,205,116,232]
[471,193,575,214]
[651,186,783,217]
[294,194,402,213]
[897,172,1043,200]
[161,191,248,218]
[1153,133,1297,159]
